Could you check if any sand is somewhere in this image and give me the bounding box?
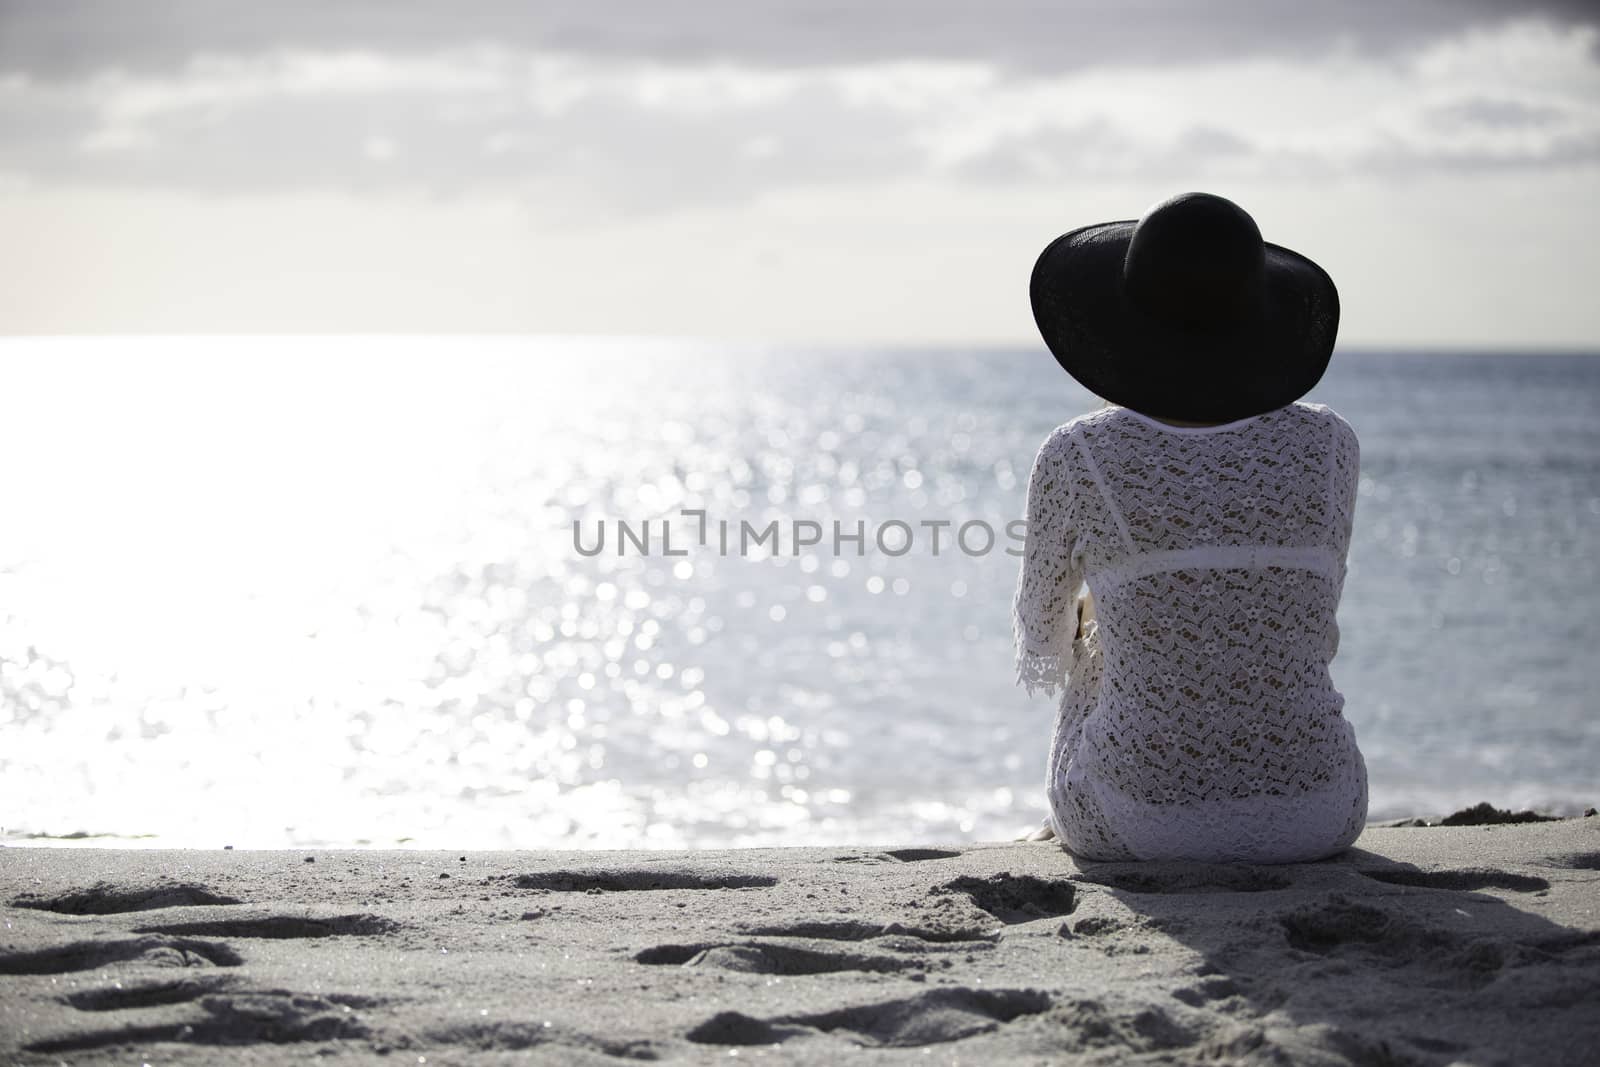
[2,813,1597,1066]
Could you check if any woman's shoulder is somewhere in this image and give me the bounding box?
[1282,401,1358,442]
[1033,406,1120,458]
[1284,399,1343,421]
[1035,402,1355,451]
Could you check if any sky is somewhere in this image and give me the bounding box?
[0,0,1596,347]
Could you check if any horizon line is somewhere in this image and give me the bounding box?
[0,332,1596,358]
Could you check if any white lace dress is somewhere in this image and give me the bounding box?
[1013,401,1369,863]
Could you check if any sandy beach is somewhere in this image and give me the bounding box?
[2,810,1597,1066]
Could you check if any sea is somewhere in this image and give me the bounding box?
[1,337,1596,849]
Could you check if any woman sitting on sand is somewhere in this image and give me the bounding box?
[1014,192,1368,864]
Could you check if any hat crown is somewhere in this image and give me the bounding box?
[1122,192,1265,331]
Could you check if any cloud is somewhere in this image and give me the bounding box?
[0,12,1595,216]
[3,0,1593,79]
[944,19,1600,183]
[0,52,936,213]
[948,119,1255,185]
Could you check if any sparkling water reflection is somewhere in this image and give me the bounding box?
[1,338,1596,847]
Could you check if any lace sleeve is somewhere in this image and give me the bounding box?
[1329,410,1360,541]
[1012,426,1085,698]
[1328,409,1360,660]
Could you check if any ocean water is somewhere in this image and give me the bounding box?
[1,337,1596,849]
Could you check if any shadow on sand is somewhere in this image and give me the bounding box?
[1057,819,1600,1066]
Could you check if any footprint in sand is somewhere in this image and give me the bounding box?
[1269,891,1594,989]
[1169,975,1242,1006]
[1278,894,1437,957]
[10,881,242,914]
[509,870,776,892]
[935,873,1079,924]
[1070,916,1127,937]
[884,848,964,862]
[634,940,920,975]
[63,974,241,1011]
[1352,867,1550,892]
[686,987,1052,1048]
[417,1018,659,1059]
[25,991,374,1054]
[1073,865,1292,895]
[0,935,245,975]
[1043,998,1199,1055]
[830,849,963,864]
[736,918,999,945]
[130,913,401,939]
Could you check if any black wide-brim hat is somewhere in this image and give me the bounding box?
[1030,192,1339,423]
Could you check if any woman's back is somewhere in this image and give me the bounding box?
[1015,401,1369,862]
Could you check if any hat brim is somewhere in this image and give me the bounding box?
[1029,220,1339,423]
